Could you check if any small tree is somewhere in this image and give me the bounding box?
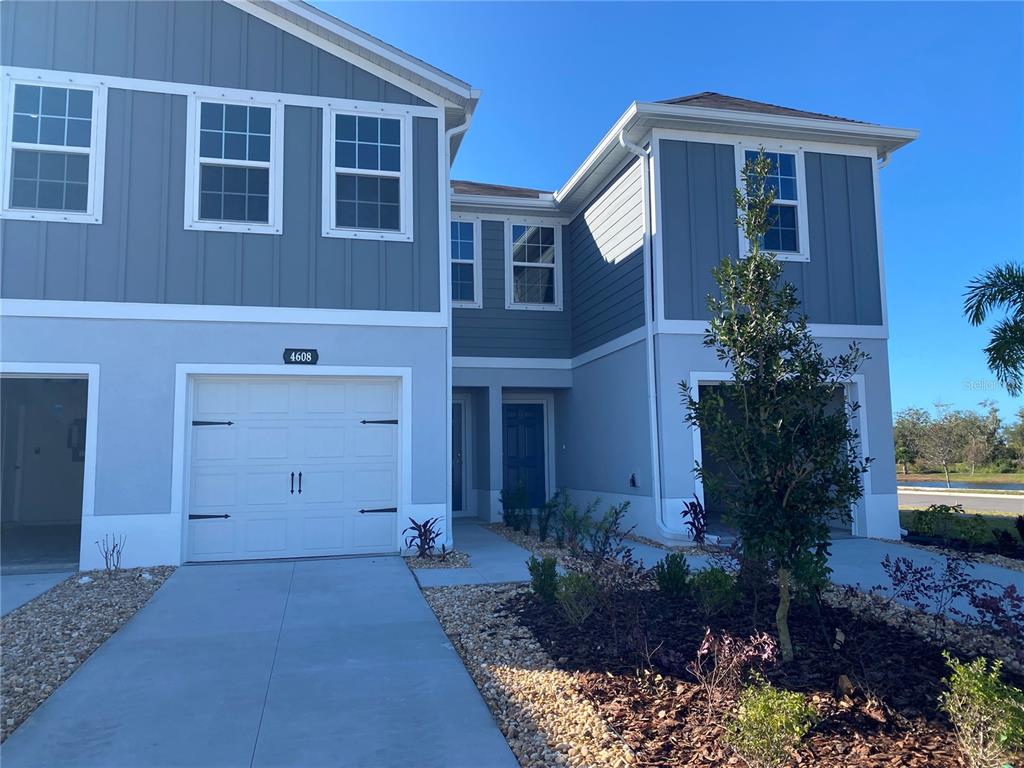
[893,407,930,475]
[919,404,968,487]
[681,150,869,662]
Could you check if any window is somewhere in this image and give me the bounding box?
[505,222,562,311]
[185,97,283,234]
[2,80,106,223]
[451,219,481,307]
[323,109,412,241]
[737,146,809,262]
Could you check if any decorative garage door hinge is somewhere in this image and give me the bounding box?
[192,420,234,426]
[188,514,231,520]
[358,507,398,514]
[360,419,398,425]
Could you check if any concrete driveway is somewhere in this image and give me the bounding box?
[1,557,516,768]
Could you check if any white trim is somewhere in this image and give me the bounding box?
[0,67,443,120]
[321,105,414,242]
[651,126,880,161]
[502,392,557,504]
[0,362,100,568]
[572,327,647,368]
[450,214,482,308]
[231,0,472,109]
[451,393,472,515]
[1,75,107,224]
[0,298,446,327]
[453,356,572,370]
[183,95,284,235]
[871,153,890,333]
[734,143,809,262]
[170,364,414,564]
[653,319,888,340]
[503,219,564,312]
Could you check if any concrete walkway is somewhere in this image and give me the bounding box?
[1,571,73,617]
[0,557,516,768]
[414,520,533,586]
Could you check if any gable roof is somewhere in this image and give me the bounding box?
[658,92,867,125]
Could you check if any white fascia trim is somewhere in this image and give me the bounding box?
[229,0,471,109]
[450,213,483,309]
[321,105,415,242]
[555,102,639,204]
[170,363,415,564]
[503,218,564,312]
[653,319,888,340]
[0,363,100,543]
[871,156,891,332]
[453,356,572,370]
[0,298,447,327]
[0,67,443,120]
[1,74,108,225]
[733,142,810,263]
[450,193,561,216]
[183,94,285,235]
[572,327,646,367]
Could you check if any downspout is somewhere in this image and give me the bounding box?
[442,111,473,548]
[618,130,679,540]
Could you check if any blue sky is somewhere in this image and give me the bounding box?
[322,1,1024,419]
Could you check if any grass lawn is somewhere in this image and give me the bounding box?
[899,507,1023,541]
[897,471,1024,486]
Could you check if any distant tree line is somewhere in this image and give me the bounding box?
[893,401,1024,485]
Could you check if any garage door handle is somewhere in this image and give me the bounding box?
[359,507,397,514]
[297,471,302,494]
[290,472,294,494]
[189,514,231,520]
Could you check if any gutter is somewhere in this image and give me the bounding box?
[617,130,681,541]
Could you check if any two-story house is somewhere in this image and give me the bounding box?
[0,0,917,570]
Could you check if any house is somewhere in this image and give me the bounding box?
[0,0,917,570]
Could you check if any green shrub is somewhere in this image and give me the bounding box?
[500,482,530,532]
[559,495,594,553]
[939,653,1024,768]
[536,497,556,542]
[691,567,738,617]
[555,572,598,626]
[953,514,990,547]
[652,552,690,598]
[527,555,558,603]
[726,676,816,768]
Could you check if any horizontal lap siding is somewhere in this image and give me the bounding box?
[567,159,646,356]
[0,1,440,312]
[659,139,883,326]
[452,220,572,358]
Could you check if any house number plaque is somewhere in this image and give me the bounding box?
[283,348,319,365]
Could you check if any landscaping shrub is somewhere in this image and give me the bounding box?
[992,528,1019,554]
[555,571,598,627]
[682,495,708,545]
[403,517,443,558]
[95,533,127,577]
[1016,514,1024,543]
[500,482,530,532]
[911,503,990,548]
[691,567,738,617]
[686,627,778,708]
[561,497,595,554]
[536,497,556,542]
[527,555,558,603]
[939,653,1024,768]
[585,501,635,567]
[725,675,816,768]
[652,552,690,598]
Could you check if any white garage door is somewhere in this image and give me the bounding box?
[186,376,400,562]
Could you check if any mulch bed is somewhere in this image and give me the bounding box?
[404,550,471,569]
[1,567,175,742]
[510,586,1022,767]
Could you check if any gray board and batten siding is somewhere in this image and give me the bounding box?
[1,0,440,313]
[658,139,883,326]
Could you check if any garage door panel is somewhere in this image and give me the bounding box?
[304,381,348,413]
[350,380,398,415]
[246,426,290,459]
[351,514,396,551]
[190,519,236,556]
[301,517,346,550]
[300,470,345,504]
[351,468,397,503]
[247,382,291,414]
[352,427,394,458]
[192,473,237,508]
[192,429,239,461]
[244,471,293,506]
[244,518,289,553]
[302,426,346,459]
[194,380,240,416]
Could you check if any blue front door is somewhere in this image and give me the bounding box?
[503,403,546,508]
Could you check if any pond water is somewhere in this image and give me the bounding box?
[898,480,1024,491]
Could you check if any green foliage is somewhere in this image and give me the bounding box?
[893,407,930,473]
[556,492,593,553]
[939,653,1024,768]
[555,571,598,627]
[911,504,990,547]
[652,552,690,598]
[680,149,869,660]
[536,497,556,542]
[963,261,1024,397]
[690,567,738,618]
[500,482,531,532]
[585,501,633,567]
[726,675,816,768]
[527,555,558,603]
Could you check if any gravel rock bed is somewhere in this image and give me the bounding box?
[404,550,471,569]
[891,538,1024,573]
[423,584,636,768]
[1,566,174,742]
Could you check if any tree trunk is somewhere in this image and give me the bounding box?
[776,567,794,662]
[942,463,951,488]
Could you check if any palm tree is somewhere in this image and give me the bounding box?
[963,262,1024,396]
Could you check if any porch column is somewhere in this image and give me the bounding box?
[486,384,504,523]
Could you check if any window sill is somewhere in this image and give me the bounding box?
[504,302,564,312]
[1,208,102,225]
[452,301,482,309]
[187,219,281,235]
[322,227,413,243]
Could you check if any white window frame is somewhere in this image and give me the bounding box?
[183,95,284,235]
[1,76,107,224]
[734,141,810,263]
[450,214,482,308]
[321,105,414,242]
[504,219,563,311]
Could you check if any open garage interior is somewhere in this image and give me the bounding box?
[1,377,87,572]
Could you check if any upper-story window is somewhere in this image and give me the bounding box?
[451,218,481,308]
[2,80,107,224]
[505,221,562,311]
[322,108,412,242]
[185,97,283,235]
[737,146,809,262]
